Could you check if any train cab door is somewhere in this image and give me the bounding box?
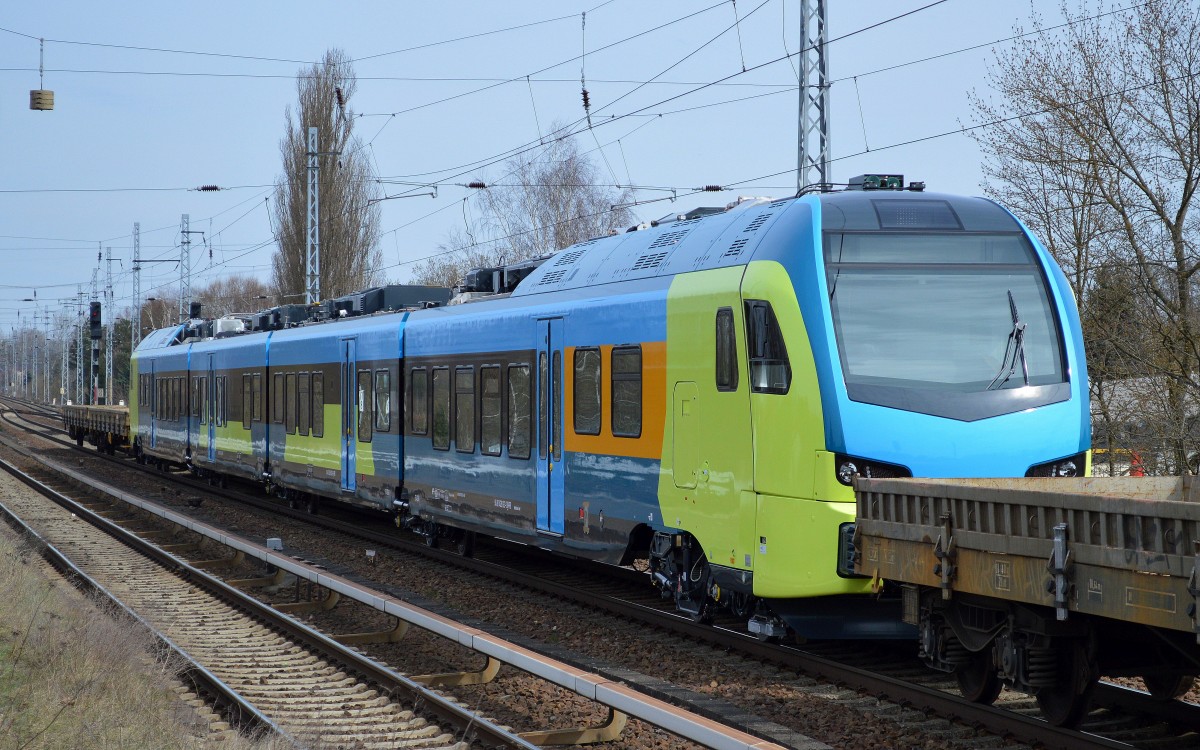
[535,318,565,535]
[340,338,357,493]
[205,355,216,463]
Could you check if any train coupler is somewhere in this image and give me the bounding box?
[747,614,788,641]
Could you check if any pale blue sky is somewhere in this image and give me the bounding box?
[0,0,1085,332]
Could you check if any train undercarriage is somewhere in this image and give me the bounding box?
[917,588,1199,726]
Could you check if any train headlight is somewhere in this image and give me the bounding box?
[836,461,859,486]
[834,453,911,486]
[1054,461,1078,478]
[1025,452,1085,478]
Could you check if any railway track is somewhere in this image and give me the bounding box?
[1,403,791,750]
[0,437,536,748]
[5,400,1200,749]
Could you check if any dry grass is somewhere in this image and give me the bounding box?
[0,529,283,750]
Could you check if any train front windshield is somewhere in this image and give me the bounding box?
[824,232,1067,416]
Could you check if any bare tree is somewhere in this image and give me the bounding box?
[970,0,1200,473]
[273,49,382,301]
[412,132,634,285]
[194,275,272,318]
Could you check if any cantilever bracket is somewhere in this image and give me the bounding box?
[411,655,502,687]
[277,589,341,615]
[194,549,246,570]
[519,707,628,746]
[335,618,410,646]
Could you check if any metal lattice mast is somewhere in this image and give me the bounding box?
[797,0,830,191]
[306,126,320,305]
[179,214,190,323]
[90,269,98,404]
[132,222,141,349]
[42,308,49,403]
[31,304,38,402]
[75,286,84,404]
[105,247,113,404]
[60,305,67,404]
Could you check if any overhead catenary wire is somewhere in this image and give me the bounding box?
[4,0,1150,308]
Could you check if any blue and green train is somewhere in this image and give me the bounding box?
[132,178,1090,639]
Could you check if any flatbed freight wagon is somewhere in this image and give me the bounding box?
[63,403,130,454]
[854,475,1200,726]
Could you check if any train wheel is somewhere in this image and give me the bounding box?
[1143,674,1195,700]
[728,591,755,621]
[1034,640,1095,727]
[956,649,1001,705]
[454,531,475,557]
[305,495,319,515]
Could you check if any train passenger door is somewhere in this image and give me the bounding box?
[340,338,357,492]
[205,355,216,462]
[148,361,157,450]
[535,318,565,535]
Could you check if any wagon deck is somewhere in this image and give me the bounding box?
[854,476,1200,636]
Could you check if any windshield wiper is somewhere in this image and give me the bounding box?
[987,290,1029,390]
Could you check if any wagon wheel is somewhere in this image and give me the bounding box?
[1035,639,1095,727]
[454,531,476,558]
[956,649,1001,705]
[1143,673,1195,701]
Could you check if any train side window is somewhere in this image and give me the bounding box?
[432,368,450,450]
[538,353,548,459]
[573,347,601,435]
[507,365,531,459]
[242,375,252,429]
[298,373,311,436]
[611,346,642,438]
[455,366,474,453]
[375,370,390,432]
[191,376,200,417]
[409,367,428,435]
[215,377,226,427]
[312,372,324,438]
[285,372,297,434]
[253,373,263,422]
[200,377,207,425]
[716,307,739,391]
[480,366,501,456]
[273,373,284,424]
[174,377,182,421]
[357,369,373,443]
[744,300,792,394]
